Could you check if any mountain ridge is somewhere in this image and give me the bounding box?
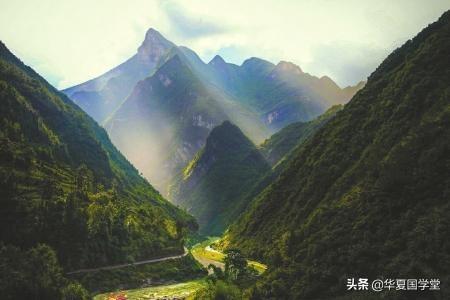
[223,10,450,299]
[63,26,365,194]
[0,41,195,273]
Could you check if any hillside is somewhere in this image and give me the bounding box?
[104,53,267,193]
[224,11,450,299]
[0,42,196,298]
[209,57,362,130]
[260,104,343,166]
[169,121,270,235]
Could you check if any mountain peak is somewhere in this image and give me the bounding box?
[275,61,303,74]
[208,55,226,66]
[241,57,272,67]
[241,57,275,74]
[137,28,174,63]
[205,121,255,155]
[172,119,270,235]
[143,28,166,42]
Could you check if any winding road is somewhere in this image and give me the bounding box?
[67,247,189,275]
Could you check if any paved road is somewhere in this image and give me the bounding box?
[67,247,189,275]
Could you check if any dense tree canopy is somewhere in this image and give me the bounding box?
[225,10,450,300]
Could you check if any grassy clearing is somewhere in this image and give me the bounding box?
[248,261,267,274]
[93,279,208,300]
[192,237,225,263]
[191,237,267,274]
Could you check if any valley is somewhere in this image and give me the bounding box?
[91,237,267,299]
[0,5,449,300]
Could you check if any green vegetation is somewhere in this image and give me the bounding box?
[93,279,208,300]
[192,280,242,300]
[224,10,450,299]
[0,244,89,300]
[192,238,225,263]
[170,121,271,235]
[191,237,267,275]
[73,254,206,295]
[260,104,343,165]
[0,42,196,298]
[209,57,363,131]
[192,248,263,299]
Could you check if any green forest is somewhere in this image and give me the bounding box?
[223,10,450,300]
[0,6,449,300]
[0,41,196,299]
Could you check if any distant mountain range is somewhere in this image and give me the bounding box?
[63,29,364,194]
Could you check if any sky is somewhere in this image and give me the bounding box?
[0,0,449,89]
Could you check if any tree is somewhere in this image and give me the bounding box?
[61,283,89,300]
[224,249,248,281]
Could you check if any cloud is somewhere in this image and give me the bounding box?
[159,1,229,39]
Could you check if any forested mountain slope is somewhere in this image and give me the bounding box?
[260,104,343,166]
[224,11,450,299]
[169,121,270,235]
[0,41,195,298]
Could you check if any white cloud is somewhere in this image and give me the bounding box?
[0,0,449,88]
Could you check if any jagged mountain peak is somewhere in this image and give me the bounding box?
[137,28,174,62]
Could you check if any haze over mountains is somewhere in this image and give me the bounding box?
[63,29,364,193]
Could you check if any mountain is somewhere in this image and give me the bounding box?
[63,29,363,195]
[222,11,450,299]
[169,121,270,235]
[260,104,343,166]
[169,106,342,236]
[209,57,363,130]
[63,29,175,123]
[104,53,268,193]
[0,42,196,298]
